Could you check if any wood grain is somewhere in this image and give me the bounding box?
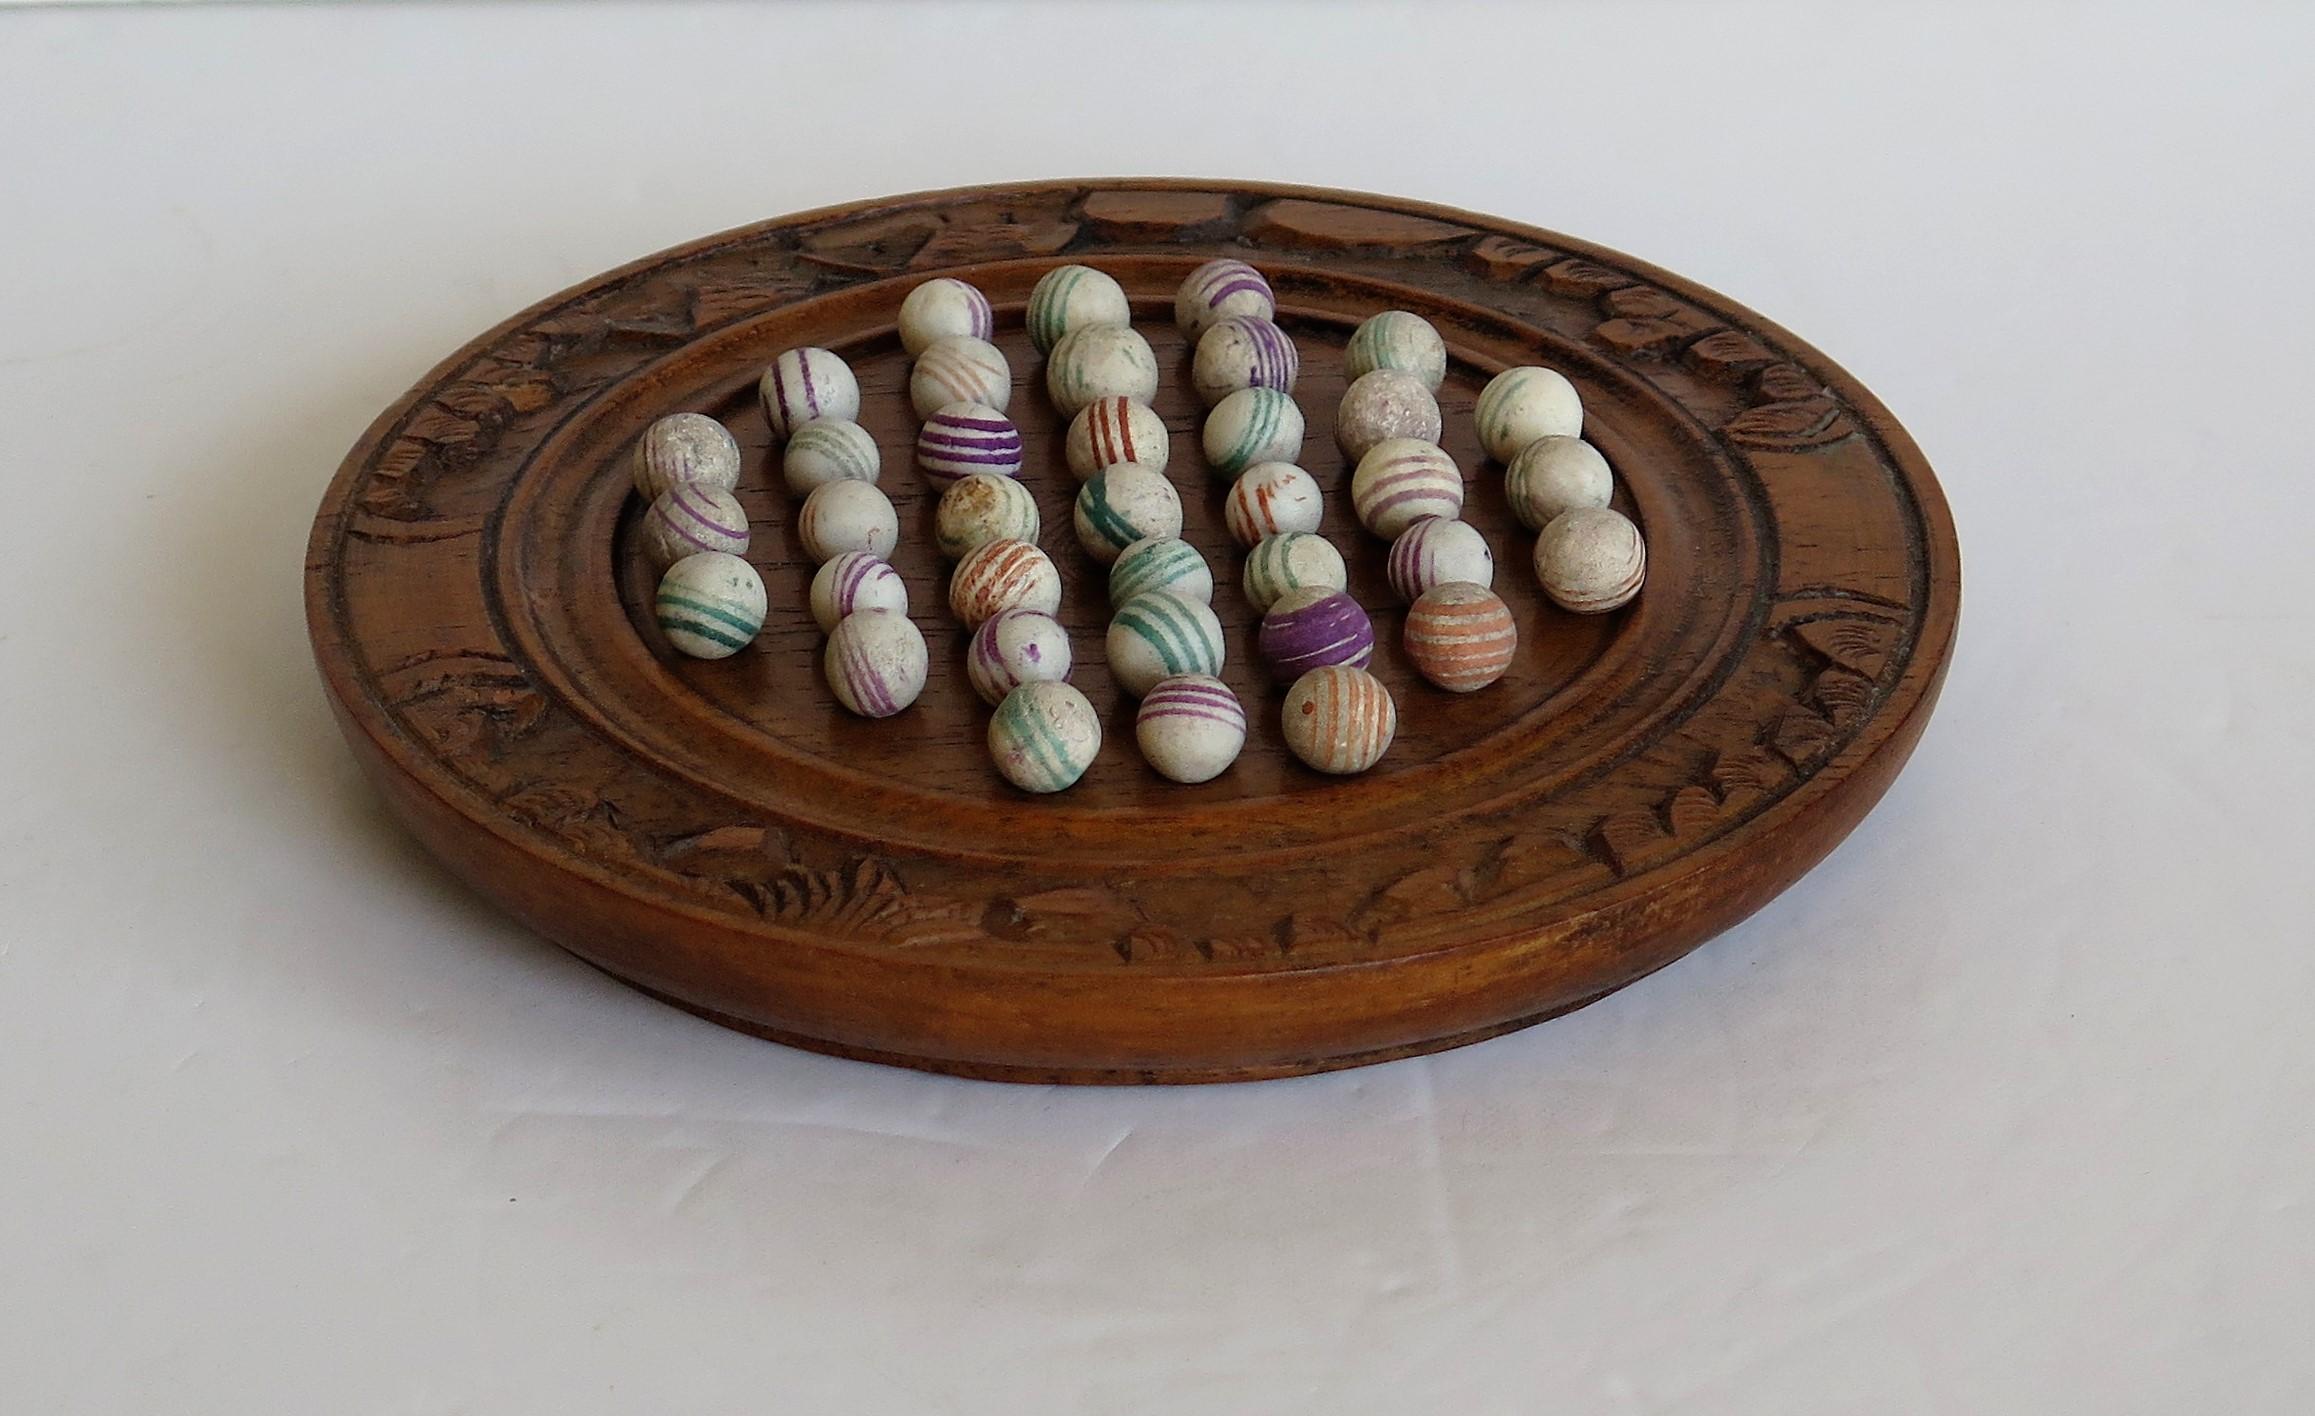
[305,180,1960,1083]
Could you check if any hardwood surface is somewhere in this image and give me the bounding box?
[304,180,1960,1083]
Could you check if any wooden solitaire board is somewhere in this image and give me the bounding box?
[305,180,1959,1083]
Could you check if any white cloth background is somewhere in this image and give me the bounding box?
[3,3,2309,1411]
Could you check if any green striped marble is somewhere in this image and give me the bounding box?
[1108,535,1214,608]
[1242,531,1348,613]
[988,681,1101,793]
[654,551,766,661]
[1344,310,1447,390]
[1107,589,1224,697]
[1200,387,1305,478]
[1028,264,1130,354]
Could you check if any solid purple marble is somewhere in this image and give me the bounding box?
[1256,589,1375,685]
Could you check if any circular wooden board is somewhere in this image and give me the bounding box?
[306,180,1959,1083]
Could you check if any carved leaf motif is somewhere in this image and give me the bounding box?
[1591,811,1670,876]
[912,219,1078,269]
[663,825,772,858]
[1793,619,1897,678]
[492,374,558,414]
[433,383,510,420]
[1540,258,1635,297]
[1663,785,1721,838]
[599,314,695,347]
[1114,928,1194,964]
[1722,398,1855,450]
[1684,330,1777,381]
[1276,914,1360,955]
[403,404,481,447]
[357,440,434,519]
[758,857,919,934]
[1772,707,1838,766]
[1242,199,1471,252]
[1754,363,1823,402]
[1709,746,1791,801]
[801,210,941,273]
[687,273,820,329]
[1483,832,1599,892]
[1593,317,1693,357]
[388,651,548,758]
[1600,287,1691,322]
[1812,667,1878,725]
[1203,933,1283,962]
[1461,235,1560,281]
[1077,190,1237,241]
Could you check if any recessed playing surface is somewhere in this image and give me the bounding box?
[305,180,1959,1083]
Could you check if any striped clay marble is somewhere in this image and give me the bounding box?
[1026,265,1132,354]
[1072,464,1182,565]
[1506,435,1613,530]
[640,483,751,568]
[1241,531,1347,613]
[781,418,881,497]
[898,277,994,357]
[949,538,1063,627]
[1351,439,1466,540]
[1191,316,1299,407]
[988,681,1102,794]
[808,551,908,633]
[1106,590,1225,698]
[1535,506,1646,614]
[1107,535,1214,608]
[1134,674,1247,784]
[910,335,1012,418]
[1202,387,1306,479]
[1385,516,1494,603]
[823,608,927,719]
[934,473,1040,560]
[1335,369,1442,461]
[654,552,765,661]
[1065,396,1170,481]
[1045,325,1160,417]
[1344,310,1448,391]
[1282,665,1396,776]
[1256,587,1376,685]
[966,608,1074,707]
[1475,365,1583,462]
[1403,582,1518,692]
[1174,258,1274,339]
[915,402,1025,486]
[759,348,861,440]
[1224,462,1324,546]
[633,412,741,502]
[797,480,898,563]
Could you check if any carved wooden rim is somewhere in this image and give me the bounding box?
[306,179,1959,1080]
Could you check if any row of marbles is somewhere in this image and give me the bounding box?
[1179,264,1398,777]
[1028,268,1247,787]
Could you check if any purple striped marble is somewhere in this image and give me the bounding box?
[1174,258,1276,338]
[823,608,926,719]
[1350,438,1465,540]
[640,483,750,567]
[1256,588,1376,685]
[1385,516,1495,603]
[1133,674,1247,784]
[965,608,1073,707]
[808,550,907,633]
[916,401,1025,486]
[1191,316,1300,406]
